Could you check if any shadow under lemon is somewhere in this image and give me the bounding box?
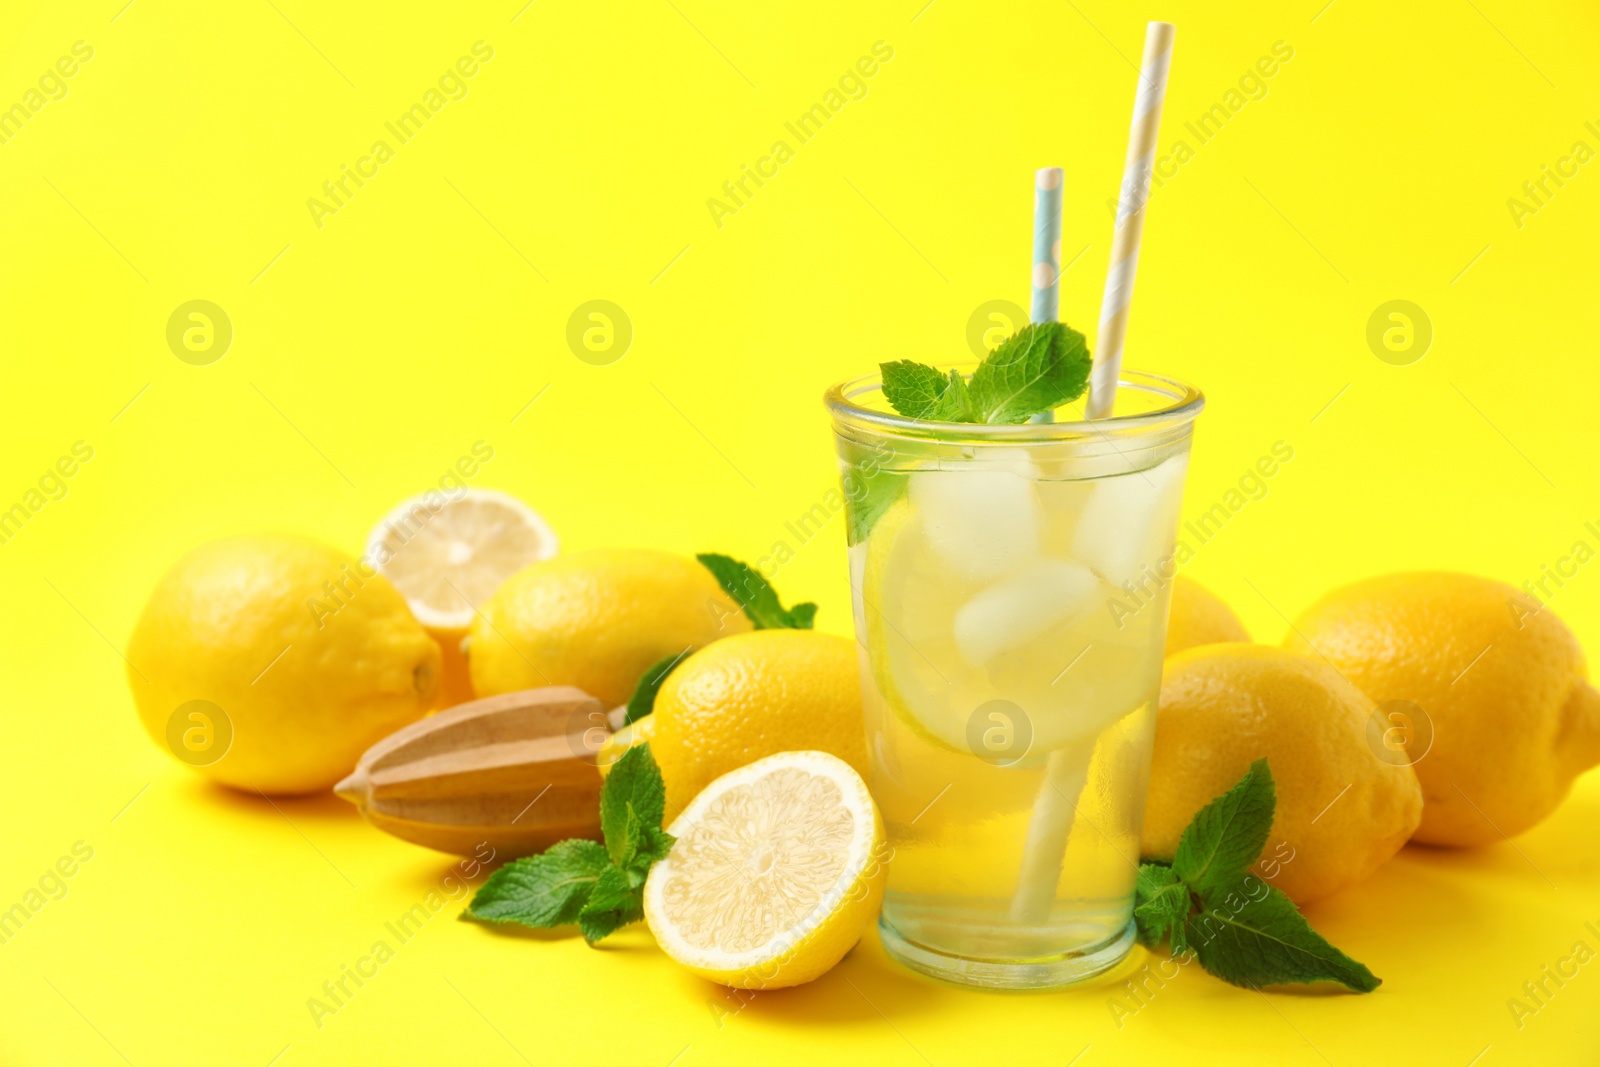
[191,777,357,824]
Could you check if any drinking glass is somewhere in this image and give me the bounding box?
[826,368,1203,989]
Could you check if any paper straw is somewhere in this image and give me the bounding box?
[1009,737,1097,924]
[1085,21,1176,419]
[1031,167,1064,324]
[1009,22,1176,927]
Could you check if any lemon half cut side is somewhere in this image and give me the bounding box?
[369,488,558,707]
[369,488,558,631]
[643,751,887,989]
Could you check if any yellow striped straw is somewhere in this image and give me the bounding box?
[1086,21,1175,419]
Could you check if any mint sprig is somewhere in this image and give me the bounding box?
[463,744,674,944]
[697,553,817,629]
[1133,759,1381,993]
[854,320,1090,542]
[879,321,1091,425]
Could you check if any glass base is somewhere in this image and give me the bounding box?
[878,915,1136,991]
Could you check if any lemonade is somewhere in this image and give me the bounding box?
[828,369,1202,988]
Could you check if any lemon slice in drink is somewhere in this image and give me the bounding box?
[862,496,985,751]
[643,751,887,989]
[369,489,557,706]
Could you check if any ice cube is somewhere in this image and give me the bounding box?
[1069,454,1188,587]
[910,454,1041,581]
[954,558,1100,668]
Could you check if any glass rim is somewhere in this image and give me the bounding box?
[824,365,1205,442]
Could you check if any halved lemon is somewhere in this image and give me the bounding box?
[643,751,887,989]
[368,489,558,707]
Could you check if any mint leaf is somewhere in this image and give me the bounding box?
[625,651,689,725]
[580,864,637,918]
[577,864,645,944]
[600,744,667,868]
[578,908,635,944]
[841,440,907,545]
[463,839,608,927]
[929,369,976,421]
[881,363,978,422]
[844,464,907,546]
[1186,885,1381,992]
[696,553,817,629]
[1133,862,1191,955]
[968,321,1090,424]
[617,801,674,885]
[641,824,675,865]
[1173,759,1275,906]
[625,823,676,882]
[880,360,952,419]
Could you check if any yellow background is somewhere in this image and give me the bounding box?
[3,0,1599,1063]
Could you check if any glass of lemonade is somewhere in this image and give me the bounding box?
[826,367,1203,989]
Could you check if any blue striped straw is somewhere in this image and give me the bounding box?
[1031,167,1064,324]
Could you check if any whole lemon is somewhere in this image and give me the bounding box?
[1286,572,1600,847]
[1144,644,1423,904]
[1165,575,1250,657]
[651,629,869,812]
[127,535,441,795]
[468,548,749,707]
